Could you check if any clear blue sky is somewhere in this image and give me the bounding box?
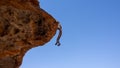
[20,0,120,68]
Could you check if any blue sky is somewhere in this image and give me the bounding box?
[20,0,120,68]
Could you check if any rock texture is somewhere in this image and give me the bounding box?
[0,0,62,68]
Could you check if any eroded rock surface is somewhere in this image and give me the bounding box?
[0,0,62,68]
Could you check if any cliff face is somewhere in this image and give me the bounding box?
[0,0,62,68]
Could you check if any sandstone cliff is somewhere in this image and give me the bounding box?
[0,0,62,68]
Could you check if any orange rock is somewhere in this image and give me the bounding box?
[0,0,62,68]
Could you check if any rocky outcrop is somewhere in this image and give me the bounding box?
[0,0,62,68]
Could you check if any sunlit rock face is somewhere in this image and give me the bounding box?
[0,0,60,68]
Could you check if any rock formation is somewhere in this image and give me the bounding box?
[0,0,62,68]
